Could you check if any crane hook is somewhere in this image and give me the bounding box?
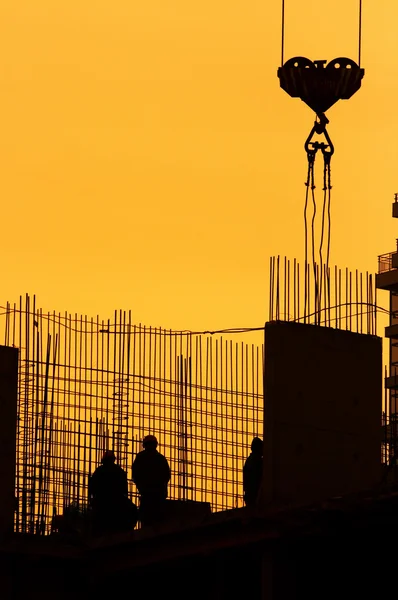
[304,113,334,163]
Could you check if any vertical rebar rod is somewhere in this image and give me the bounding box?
[366,273,370,335]
[349,270,352,331]
[339,269,342,330]
[245,342,249,510]
[126,312,132,474]
[38,334,51,534]
[21,295,28,533]
[360,272,363,334]
[269,257,274,321]
[235,341,240,506]
[283,256,287,319]
[188,354,193,501]
[355,270,359,332]
[307,262,311,325]
[345,269,348,330]
[358,0,362,67]
[370,274,374,335]
[293,258,297,322]
[375,281,378,335]
[205,337,210,505]
[297,262,300,322]
[220,339,225,508]
[112,310,117,453]
[287,258,290,320]
[44,334,58,526]
[281,0,285,66]
[211,337,215,508]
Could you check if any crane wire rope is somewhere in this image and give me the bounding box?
[318,150,333,312]
[318,159,329,314]
[358,0,362,67]
[303,159,312,321]
[304,131,333,324]
[281,0,363,66]
[281,1,363,322]
[281,0,285,66]
[326,159,332,276]
[310,160,320,320]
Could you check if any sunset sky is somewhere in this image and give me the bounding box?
[0,1,396,331]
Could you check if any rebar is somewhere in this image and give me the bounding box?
[269,256,377,334]
[2,295,264,534]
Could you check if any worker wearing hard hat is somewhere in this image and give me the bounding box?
[132,435,171,527]
[89,450,137,534]
[243,437,264,507]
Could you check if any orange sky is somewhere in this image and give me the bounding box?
[0,1,396,331]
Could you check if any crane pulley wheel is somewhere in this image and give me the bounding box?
[278,57,364,116]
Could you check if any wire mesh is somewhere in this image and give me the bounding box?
[0,296,263,535]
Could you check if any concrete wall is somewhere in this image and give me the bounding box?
[263,322,382,508]
[0,346,18,538]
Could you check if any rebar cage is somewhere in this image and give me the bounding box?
[1,257,389,534]
[1,296,263,534]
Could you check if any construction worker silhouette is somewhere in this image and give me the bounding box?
[243,437,263,507]
[132,435,171,527]
[89,450,137,535]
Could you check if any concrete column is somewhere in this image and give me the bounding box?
[0,346,18,538]
[262,322,382,508]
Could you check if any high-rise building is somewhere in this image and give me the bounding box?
[376,194,398,451]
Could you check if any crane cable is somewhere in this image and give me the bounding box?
[310,158,319,320]
[326,156,332,307]
[304,115,334,322]
[281,0,363,67]
[319,152,332,317]
[282,0,362,321]
[303,152,313,322]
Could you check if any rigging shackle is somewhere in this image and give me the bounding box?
[304,113,334,162]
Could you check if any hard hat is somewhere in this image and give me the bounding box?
[143,434,158,447]
[102,449,116,463]
[251,437,263,452]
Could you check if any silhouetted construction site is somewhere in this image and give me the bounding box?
[3,295,263,534]
[0,256,390,537]
[4,3,398,598]
[0,252,392,599]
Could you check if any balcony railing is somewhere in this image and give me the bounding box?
[378,252,394,274]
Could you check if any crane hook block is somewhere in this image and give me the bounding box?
[277,57,364,116]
